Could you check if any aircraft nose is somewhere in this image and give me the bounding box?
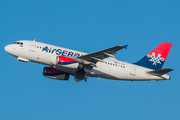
[4,45,11,53]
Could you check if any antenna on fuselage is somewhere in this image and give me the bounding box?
[33,39,36,41]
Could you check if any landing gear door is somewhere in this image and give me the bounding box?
[29,41,36,52]
[130,65,136,76]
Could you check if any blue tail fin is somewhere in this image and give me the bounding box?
[134,42,172,70]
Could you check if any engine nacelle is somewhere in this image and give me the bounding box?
[74,69,85,82]
[50,56,83,69]
[43,67,69,80]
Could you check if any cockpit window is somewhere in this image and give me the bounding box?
[13,42,23,45]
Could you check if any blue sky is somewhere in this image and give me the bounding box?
[1,0,180,120]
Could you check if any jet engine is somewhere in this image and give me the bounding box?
[74,69,86,82]
[49,56,94,82]
[50,56,83,69]
[43,67,69,80]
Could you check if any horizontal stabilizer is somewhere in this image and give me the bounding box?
[147,68,174,76]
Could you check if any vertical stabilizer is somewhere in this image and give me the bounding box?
[134,42,172,70]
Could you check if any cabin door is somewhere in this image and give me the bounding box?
[29,41,36,52]
[130,65,136,76]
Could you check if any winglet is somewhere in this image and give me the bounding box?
[123,45,128,49]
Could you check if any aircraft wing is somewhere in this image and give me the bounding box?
[76,45,128,64]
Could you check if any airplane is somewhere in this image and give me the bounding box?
[4,40,173,82]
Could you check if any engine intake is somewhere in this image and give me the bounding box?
[50,56,83,69]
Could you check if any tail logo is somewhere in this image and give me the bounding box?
[147,52,165,66]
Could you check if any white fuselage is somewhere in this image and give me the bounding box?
[5,40,170,81]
